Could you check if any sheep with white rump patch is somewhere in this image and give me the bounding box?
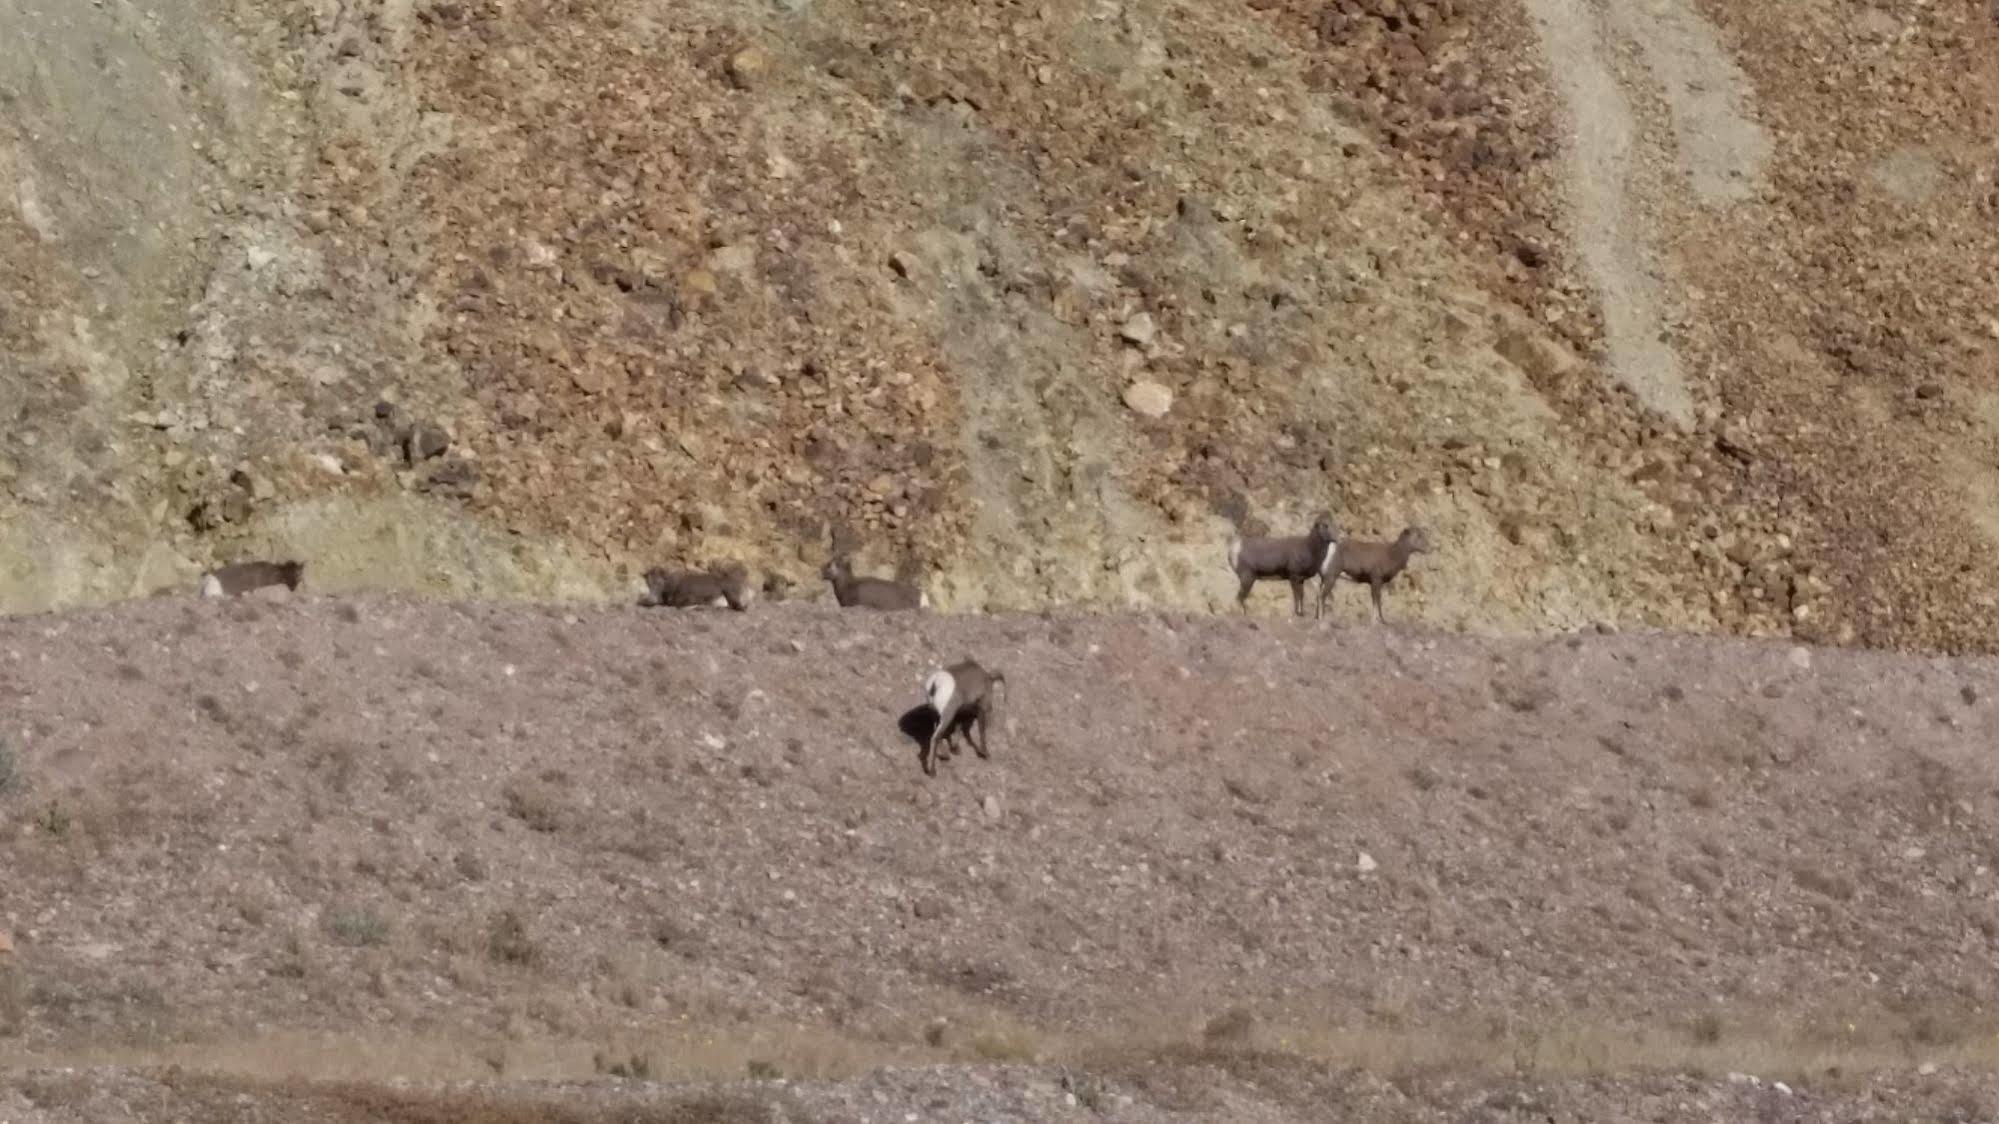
[920,658,1007,778]
[1226,512,1341,617]
[200,560,306,598]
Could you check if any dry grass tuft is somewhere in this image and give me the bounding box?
[487,911,541,968]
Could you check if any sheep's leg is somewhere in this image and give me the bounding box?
[925,704,958,775]
[972,708,991,760]
[1288,578,1305,617]
[1317,572,1338,620]
[1236,574,1255,613]
[1370,579,1386,624]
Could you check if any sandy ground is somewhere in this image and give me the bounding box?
[3,592,1999,1117]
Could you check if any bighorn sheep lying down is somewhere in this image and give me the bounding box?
[1227,513,1341,617]
[200,560,306,598]
[1318,526,1433,623]
[921,658,1007,777]
[639,564,754,611]
[821,557,928,611]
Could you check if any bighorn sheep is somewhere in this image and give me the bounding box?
[1317,526,1434,623]
[921,658,1007,777]
[821,557,928,611]
[1227,513,1341,617]
[200,560,306,598]
[639,564,754,611]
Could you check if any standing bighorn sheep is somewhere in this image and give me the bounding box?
[1317,526,1433,623]
[821,557,928,611]
[1227,513,1341,617]
[639,564,755,611]
[200,560,306,598]
[921,657,1007,777]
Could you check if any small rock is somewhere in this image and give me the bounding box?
[419,458,480,497]
[913,897,950,921]
[680,269,719,300]
[1356,851,1378,873]
[1918,1062,1938,1076]
[405,425,450,463]
[1493,328,1579,381]
[229,468,276,501]
[0,929,13,956]
[1122,380,1173,419]
[1119,311,1157,347]
[246,246,277,271]
[726,45,772,89]
[1715,427,1755,464]
[1916,383,1943,400]
[1786,645,1812,670]
[313,453,345,476]
[982,794,1002,821]
[707,243,757,276]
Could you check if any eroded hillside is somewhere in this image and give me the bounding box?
[2,0,1996,650]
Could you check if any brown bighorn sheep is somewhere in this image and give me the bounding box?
[1227,513,1341,617]
[200,560,306,598]
[821,557,928,611]
[921,658,1007,777]
[1317,526,1434,623]
[639,564,754,611]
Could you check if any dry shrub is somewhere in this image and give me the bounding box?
[0,962,26,1035]
[968,1027,1040,1062]
[1791,863,1856,901]
[1203,1006,1257,1044]
[503,776,574,834]
[326,908,390,948]
[487,911,541,967]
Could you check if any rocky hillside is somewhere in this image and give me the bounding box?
[2,0,1996,651]
[3,597,1999,1114]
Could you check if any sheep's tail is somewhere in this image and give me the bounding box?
[1226,536,1242,574]
[924,669,956,718]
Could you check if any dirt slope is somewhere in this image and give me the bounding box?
[3,596,1999,1114]
[2,0,1996,652]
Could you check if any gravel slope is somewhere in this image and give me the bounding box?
[2,594,1998,1117]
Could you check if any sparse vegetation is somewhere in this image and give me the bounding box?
[325,908,390,948]
[1203,1007,1256,1045]
[1792,863,1858,901]
[968,1028,1040,1063]
[487,910,541,967]
[37,798,71,837]
[0,739,18,798]
[502,777,573,833]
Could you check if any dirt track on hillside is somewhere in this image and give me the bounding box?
[3,595,1999,1117]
